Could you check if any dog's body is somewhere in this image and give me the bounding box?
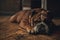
[9,8,54,34]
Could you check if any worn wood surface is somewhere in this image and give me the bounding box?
[0,16,60,40]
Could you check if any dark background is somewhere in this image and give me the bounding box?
[47,0,60,18]
[31,0,60,18]
[0,0,60,18]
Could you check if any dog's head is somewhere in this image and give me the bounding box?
[31,8,48,26]
[29,8,49,34]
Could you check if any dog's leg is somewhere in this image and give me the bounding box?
[9,15,17,23]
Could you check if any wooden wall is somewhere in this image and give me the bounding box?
[0,0,21,11]
[0,0,21,15]
[0,0,31,15]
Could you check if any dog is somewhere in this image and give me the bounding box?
[9,8,54,34]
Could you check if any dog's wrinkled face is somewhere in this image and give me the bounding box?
[29,9,48,34]
[9,8,49,34]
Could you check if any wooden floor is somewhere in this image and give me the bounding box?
[0,16,60,40]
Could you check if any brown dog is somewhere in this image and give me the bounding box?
[9,8,48,34]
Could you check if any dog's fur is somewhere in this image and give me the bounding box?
[9,8,51,34]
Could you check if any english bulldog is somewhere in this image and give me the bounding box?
[9,8,54,34]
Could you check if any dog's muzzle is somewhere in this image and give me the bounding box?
[30,22,49,34]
